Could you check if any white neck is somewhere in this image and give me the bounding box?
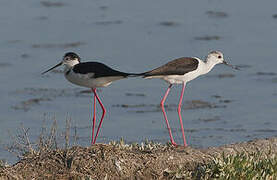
[63,60,80,73]
[201,58,219,74]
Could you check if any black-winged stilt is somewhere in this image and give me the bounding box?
[42,52,139,144]
[143,51,239,146]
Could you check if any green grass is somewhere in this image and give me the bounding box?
[165,151,277,180]
[203,151,277,180]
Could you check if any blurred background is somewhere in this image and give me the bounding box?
[0,0,277,163]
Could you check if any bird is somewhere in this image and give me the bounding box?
[142,51,239,147]
[42,52,140,145]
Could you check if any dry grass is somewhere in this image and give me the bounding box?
[5,117,77,161]
[1,120,277,179]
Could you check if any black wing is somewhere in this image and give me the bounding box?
[72,62,130,78]
[143,57,199,77]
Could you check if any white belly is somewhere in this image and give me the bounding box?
[165,69,203,84]
[145,69,203,84]
[65,71,125,88]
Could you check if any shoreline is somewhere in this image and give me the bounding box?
[1,137,277,179]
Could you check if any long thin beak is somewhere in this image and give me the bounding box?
[223,60,240,70]
[42,62,62,74]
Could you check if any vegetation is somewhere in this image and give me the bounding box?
[1,121,277,179]
[0,160,5,169]
[201,151,277,179]
[164,151,277,179]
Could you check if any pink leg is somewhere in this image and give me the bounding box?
[92,89,106,144]
[91,88,96,145]
[178,82,187,147]
[160,84,177,146]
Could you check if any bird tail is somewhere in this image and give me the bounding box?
[126,72,146,77]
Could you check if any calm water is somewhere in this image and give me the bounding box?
[0,0,277,163]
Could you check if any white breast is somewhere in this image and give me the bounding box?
[64,69,125,88]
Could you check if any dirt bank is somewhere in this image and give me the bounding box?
[1,137,277,179]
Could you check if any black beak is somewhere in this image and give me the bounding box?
[223,60,240,70]
[42,62,62,74]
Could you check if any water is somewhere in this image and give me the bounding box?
[0,0,277,163]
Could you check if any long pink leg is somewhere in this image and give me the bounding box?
[178,82,187,147]
[91,88,96,145]
[160,84,177,146]
[92,89,106,144]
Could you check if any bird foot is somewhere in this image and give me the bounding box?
[171,141,178,147]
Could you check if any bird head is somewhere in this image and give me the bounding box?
[207,51,239,70]
[62,52,81,67]
[42,52,81,74]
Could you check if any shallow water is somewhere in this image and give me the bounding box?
[0,0,277,163]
